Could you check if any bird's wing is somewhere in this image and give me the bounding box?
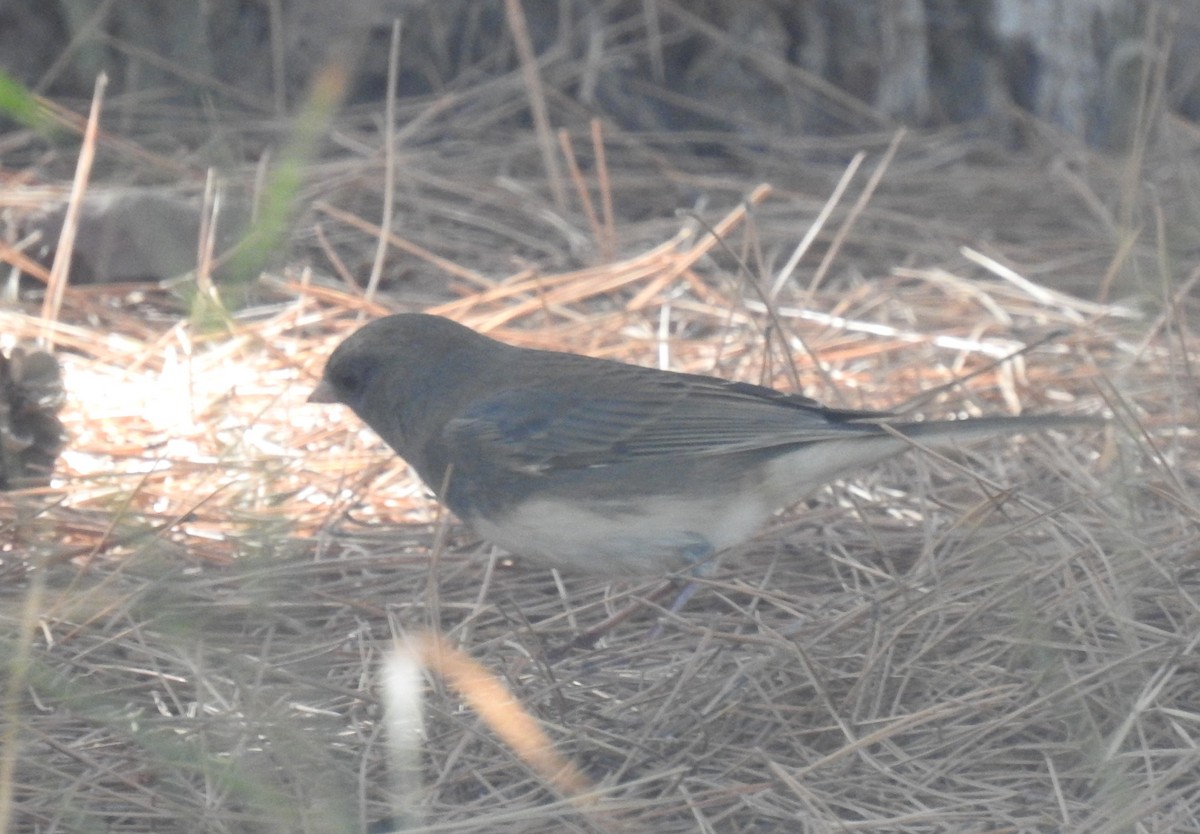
[443,366,887,474]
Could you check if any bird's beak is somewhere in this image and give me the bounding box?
[308,380,339,404]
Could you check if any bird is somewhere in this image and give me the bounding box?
[309,313,1096,576]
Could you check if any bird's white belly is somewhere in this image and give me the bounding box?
[468,492,772,575]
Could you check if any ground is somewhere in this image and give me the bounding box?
[1,11,1198,834]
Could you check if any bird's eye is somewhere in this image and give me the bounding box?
[327,354,384,407]
[331,365,365,395]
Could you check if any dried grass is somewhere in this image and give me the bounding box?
[1,66,1198,834]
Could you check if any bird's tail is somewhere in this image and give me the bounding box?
[880,413,1103,445]
[764,413,1101,503]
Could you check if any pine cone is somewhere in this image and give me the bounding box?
[0,348,67,490]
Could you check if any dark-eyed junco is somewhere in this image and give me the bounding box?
[309,313,1095,574]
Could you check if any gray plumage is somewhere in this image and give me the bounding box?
[310,314,1096,574]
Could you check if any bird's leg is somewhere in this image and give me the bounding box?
[644,543,720,639]
[550,579,680,659]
